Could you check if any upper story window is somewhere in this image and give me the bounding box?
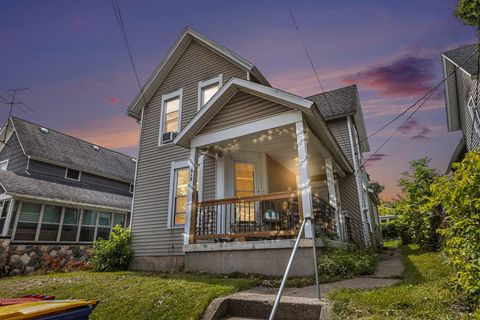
[159,88,183,144]
[65,168,81,181]
[467,96,480,138]
[198,75,222,110]
[0,160,8,171]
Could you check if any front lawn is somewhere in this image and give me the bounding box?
[0,271,254,319]
[328,245,475,319]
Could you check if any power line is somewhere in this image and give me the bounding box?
[360,46,479,145]
[109,0,149,107]
[363,44,478,166]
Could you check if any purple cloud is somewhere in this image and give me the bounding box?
[365,153,388,166]
[343,55,435,97]
[398,118,431,139]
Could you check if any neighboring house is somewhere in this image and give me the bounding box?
[442,44,479,172]
[379,215,398,224]
[0,117,135,244]
[127,28,381,275]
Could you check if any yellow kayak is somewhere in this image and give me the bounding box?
[0,300,98,320]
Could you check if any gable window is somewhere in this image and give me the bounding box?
[160,89,183,144]
[198,75,222,110]
[467,96,480,138]
[0,160,8,171]
[65,168,81,181]
[168,161,189,227]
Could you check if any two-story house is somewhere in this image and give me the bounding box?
[442,44,479,172]
[127,28,381,276]
[0,117,135,247]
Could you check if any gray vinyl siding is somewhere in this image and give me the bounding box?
[28,159,130,196]
[327,118,353,165]
[456,69,480,151]
[267,155,296,193]
[131,39,248,257]
[338,173,364,246]
[199,91,292,134]
[202,155,216,201]
[0,132,28,173]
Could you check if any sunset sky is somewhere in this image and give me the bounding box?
[0,0,476,200]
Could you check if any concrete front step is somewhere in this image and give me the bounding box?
[202,292,331,320]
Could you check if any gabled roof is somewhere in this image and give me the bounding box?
[174,77,315,147]
[307,85,370,152]
[174,77,353,174]
[127,27,270,119]
[3,117,136,183]
[0,171,131,211]
[442,44,478,78]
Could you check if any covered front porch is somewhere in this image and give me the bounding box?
[183,120,348,246]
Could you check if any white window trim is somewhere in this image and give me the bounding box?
[65,168,81,181]
[167,160,189,229]
[467,96,480,138]
[159,88,183,146]
[0,159,9,171]
[197,74,223,111]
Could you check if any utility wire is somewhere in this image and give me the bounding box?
[363,45,478,166]
[360,46,479,145]
[109,0,149,107]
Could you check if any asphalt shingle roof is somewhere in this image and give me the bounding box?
[11,117,136,183]
[443,44,479,76]
[306,85,359,120]
[0,171,131,210]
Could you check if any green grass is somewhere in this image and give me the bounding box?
[0,271,254,319]
[383,239,400,248]
[328,245,476,319]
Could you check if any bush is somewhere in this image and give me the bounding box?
[429,151,480,305]
[89,226,133,272]
[381,220,398,239]
[317,246,379,281]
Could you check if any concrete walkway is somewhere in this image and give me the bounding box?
[244,247,403,298]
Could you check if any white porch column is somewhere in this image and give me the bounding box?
[295,121,313,239]
[184,147,198,245]
[325,158,342,240]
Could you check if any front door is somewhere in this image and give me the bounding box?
[234,161,255,222]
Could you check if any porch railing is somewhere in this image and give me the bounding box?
[312,195,337,240]
[194,191,300,241]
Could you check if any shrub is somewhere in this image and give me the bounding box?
[381,220,398,239]
[89,226,133,272]
[429,151,480,305]
[317,246,379,281]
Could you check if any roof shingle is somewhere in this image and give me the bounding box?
[443,44,478,76]
[10,117,136,183]
[306,85,359,120]
[0,171,131,210]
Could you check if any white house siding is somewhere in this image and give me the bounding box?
[456,69,480,151]
[131,40,247,257]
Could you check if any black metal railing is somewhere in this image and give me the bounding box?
[195,191,300,241]
[312,195,337,240]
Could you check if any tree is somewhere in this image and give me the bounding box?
[369,181,385,197]
[455,0,480,53]
[429,151,480,304]
[396,157,442,250]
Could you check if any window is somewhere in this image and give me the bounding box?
[198,75,222,110]
[14,203,42,241]
[65,168,81,181]
[234,162,255,222]
[96,212,112,240]
[0,160,8,171]
[113,213,126,227]
[159,89,182,144]
[467,96,480,138]
[38,205,62,241]
[60,208,80,241]
[168,162,189,227]
[0,200,10,235]
[79,209,97,242]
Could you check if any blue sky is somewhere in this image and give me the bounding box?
[0,0,476,199]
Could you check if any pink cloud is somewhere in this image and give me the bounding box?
[398,118,431,139]
[107,96,120,106]
[343,55,435,97]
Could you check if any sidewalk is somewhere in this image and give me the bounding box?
[244,247,403,298]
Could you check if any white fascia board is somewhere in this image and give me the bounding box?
[191,111,303,148]
[441,56,461,132]
[441,53,473,78]
[174,78,314,147]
